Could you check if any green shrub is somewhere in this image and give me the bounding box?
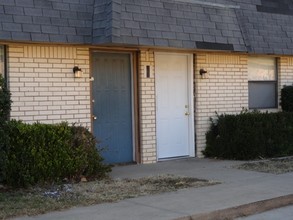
[203,111,293,160]
[0,121,111,187]
[0,74,11,122]
[0,123,9,183]
[0,74,11,183]
[281,85,293,112]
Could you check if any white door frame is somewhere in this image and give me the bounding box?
[155,52,195,160]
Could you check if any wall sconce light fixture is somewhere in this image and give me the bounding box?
[73,66,83,78]
[199,69,207,76]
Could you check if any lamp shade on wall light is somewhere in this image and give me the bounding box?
[199,69,207,76]
[73,66,83,78]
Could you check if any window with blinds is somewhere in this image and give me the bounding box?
[248,57,278,109]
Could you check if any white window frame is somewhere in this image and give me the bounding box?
[248,57,278,109]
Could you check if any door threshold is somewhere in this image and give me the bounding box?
[158,155,190,162]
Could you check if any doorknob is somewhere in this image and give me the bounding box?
[92,115,97,120]
[185,112,190,116]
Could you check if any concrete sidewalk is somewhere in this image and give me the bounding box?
[15,158,293,220]
[237,205,293,220]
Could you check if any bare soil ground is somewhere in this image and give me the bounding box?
[237,157,293,174]
[0,175,218,219]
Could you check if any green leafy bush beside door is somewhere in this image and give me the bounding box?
[204,111,293,160]
[281,85,293,112]
[0,121,111,187]
[0,74,11,122]
[0,74,110,187]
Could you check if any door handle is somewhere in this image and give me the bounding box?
[185,112,190,116]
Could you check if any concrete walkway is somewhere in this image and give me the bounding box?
[15,158,293,220]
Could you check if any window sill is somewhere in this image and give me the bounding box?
[249,108,280,113]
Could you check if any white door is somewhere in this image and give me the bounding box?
[155,53,192,159]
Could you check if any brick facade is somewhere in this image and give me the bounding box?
[139,50,157,164]
[194,53,249,156]
[279,57,293,106]
[6,44,293,163]
[8,45,91,128]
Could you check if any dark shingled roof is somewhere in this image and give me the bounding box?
[0,0,293,55]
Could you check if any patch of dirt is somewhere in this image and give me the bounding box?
[0,175,219,219]
[236,157,293,174]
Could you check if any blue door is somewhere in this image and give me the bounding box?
[92,53,133,164]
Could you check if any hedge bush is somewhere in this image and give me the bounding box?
[0,74,11,122]
[0,74,11,183]
[281,85,293,112]
[0,121,111,187]
[203,111,293,160]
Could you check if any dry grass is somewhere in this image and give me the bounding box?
[237,157,293,174]
[0,175,218,219]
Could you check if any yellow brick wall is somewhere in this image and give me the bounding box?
[7,44,293,163]
[194,53,249,156]
[8,44,91,128]
[279,57,293,109]
[139,50,157,163]
[194,54,293,156]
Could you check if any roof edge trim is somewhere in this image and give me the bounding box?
[175,0,240,9]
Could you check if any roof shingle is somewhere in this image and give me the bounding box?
[0,0,292,55]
